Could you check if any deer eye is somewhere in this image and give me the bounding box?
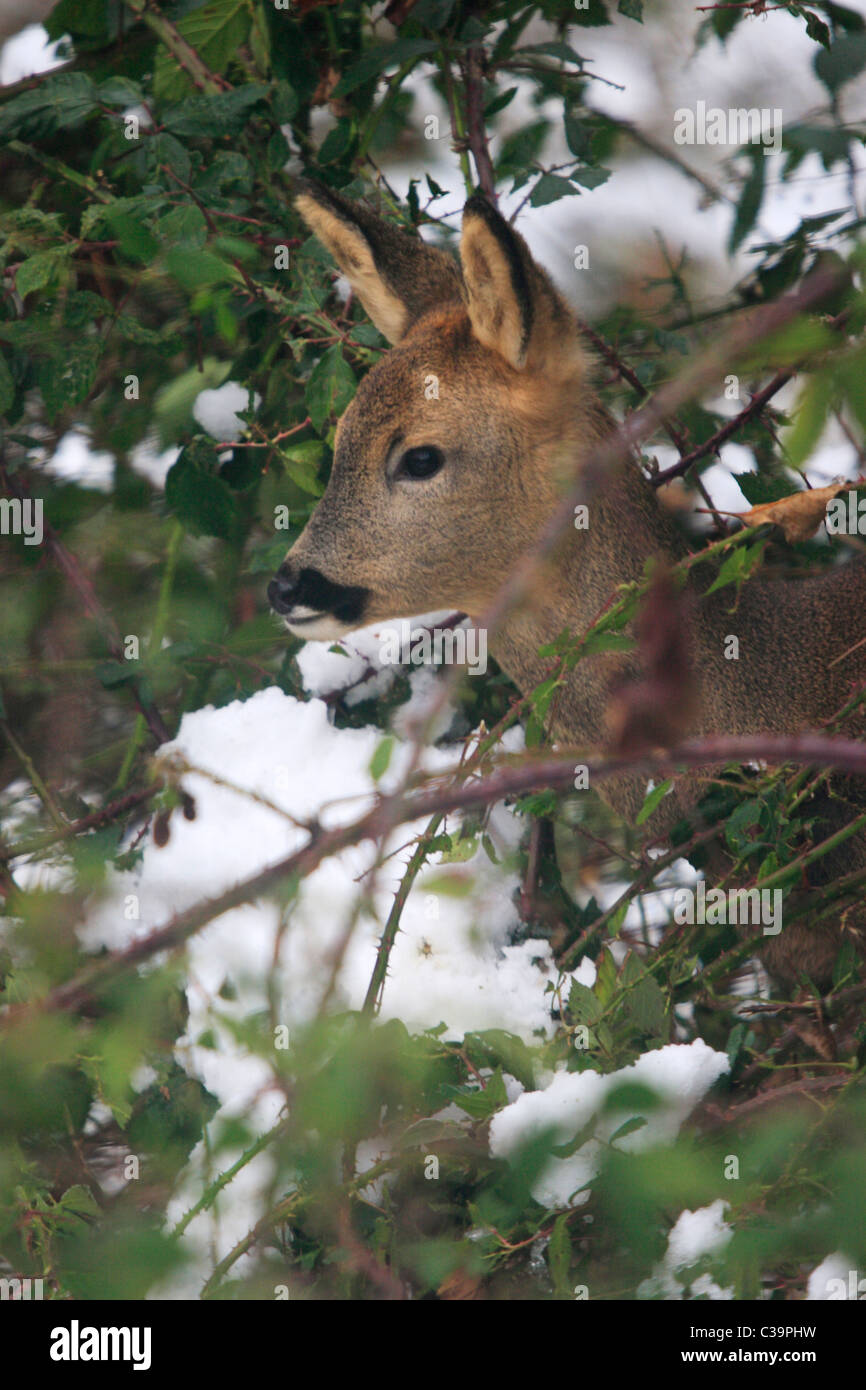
[399,445,444,480]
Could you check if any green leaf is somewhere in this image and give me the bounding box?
[305,346,357,434]
[518,41,585,64]
[571,166,611,190]
[45,0,109,40]
[729,155,765,253]
[0,73,98,139]
[37,341,101,420]
[636,778,672,826]
[164,247,242,291]
[369,735,394,782]
[580,631,634,658]
[627,977,666,1036]
[154,0,252,101]
[280,440,325,497]
[98,77,145,107]
[725,799,763,854]
[57,1183,101,1220]
[484,86,518,119]
[16,247,73,299]
[165,437,239,540]
[784,371,837,469]
[162,86,269,138]
[449,1067,507,1120]
[708,547,744,595]
[318,119,355,165]
[332,40,438,97]
[564,111,592,158]
[732,472,793,507]
[102,208,160,265]
[155,204,209,250]
[784,124,852,167]
[608,1114,648,1143]
[530,174,576,207]
[814,31,866,91]
[568,979,603,1026]
[0,354,14,415]
[804,11,831,49]
[412,0,456,24]
[726,1021,747,1069]
[464,1029,535,1090]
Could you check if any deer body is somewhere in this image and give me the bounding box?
[271,182,866,988]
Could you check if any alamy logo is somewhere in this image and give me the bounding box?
[673,102,782,155]
[674,881,782,935]
[49,1320,152,1371]
[0,497,43,545]
[0,1276,43,1300]
[379,620,487,675]
[826,493,866,535]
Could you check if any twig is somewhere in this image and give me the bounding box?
[577,317,727,529]
[439,48,474,197]
[1,784,160,862]
[362,813,443,1016]
[652,368,791,485]
[121,0,227,94]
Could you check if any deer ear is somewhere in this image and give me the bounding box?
[294,180,462,344]
[460,194,578,375]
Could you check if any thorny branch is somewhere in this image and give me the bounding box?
[8,730,866,1023]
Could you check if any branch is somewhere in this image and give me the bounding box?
[577,317,728,529]
[652,306,851,487]
[462,46,497,202]
[362,812,443,1016]
[0,784,160,864]
[121,0,226,94]
[8,729,866,1023]
[652,367,791,486]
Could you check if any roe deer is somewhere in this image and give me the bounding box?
[269,180,866,991]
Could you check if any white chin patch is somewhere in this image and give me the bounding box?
[284,614,353,642]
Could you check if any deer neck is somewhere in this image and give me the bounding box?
[489,459,688,737]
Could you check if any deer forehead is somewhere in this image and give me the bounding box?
[334,309,552,465]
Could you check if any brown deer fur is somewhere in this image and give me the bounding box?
[272,180,866,990]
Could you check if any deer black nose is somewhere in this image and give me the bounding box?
[267,564,298,615]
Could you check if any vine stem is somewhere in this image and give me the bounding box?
[171,1115,289,1241]
[439,49,474,197]
[115,519,184,791]
[362,813,444,1016]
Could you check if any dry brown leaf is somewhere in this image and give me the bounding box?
[740,479,865,544]
[437,1268,484,1300]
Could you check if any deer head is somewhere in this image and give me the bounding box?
[268,182,605,641]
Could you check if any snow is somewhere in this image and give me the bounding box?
[489,1039,730,1210]
[83,685,566,1047]
[71,682,584,1293]
[192,381,261,442]
[807,1253,863,1301]
[41,429,115,493]
[638,1200,734,1301]
[0,12,58,80]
